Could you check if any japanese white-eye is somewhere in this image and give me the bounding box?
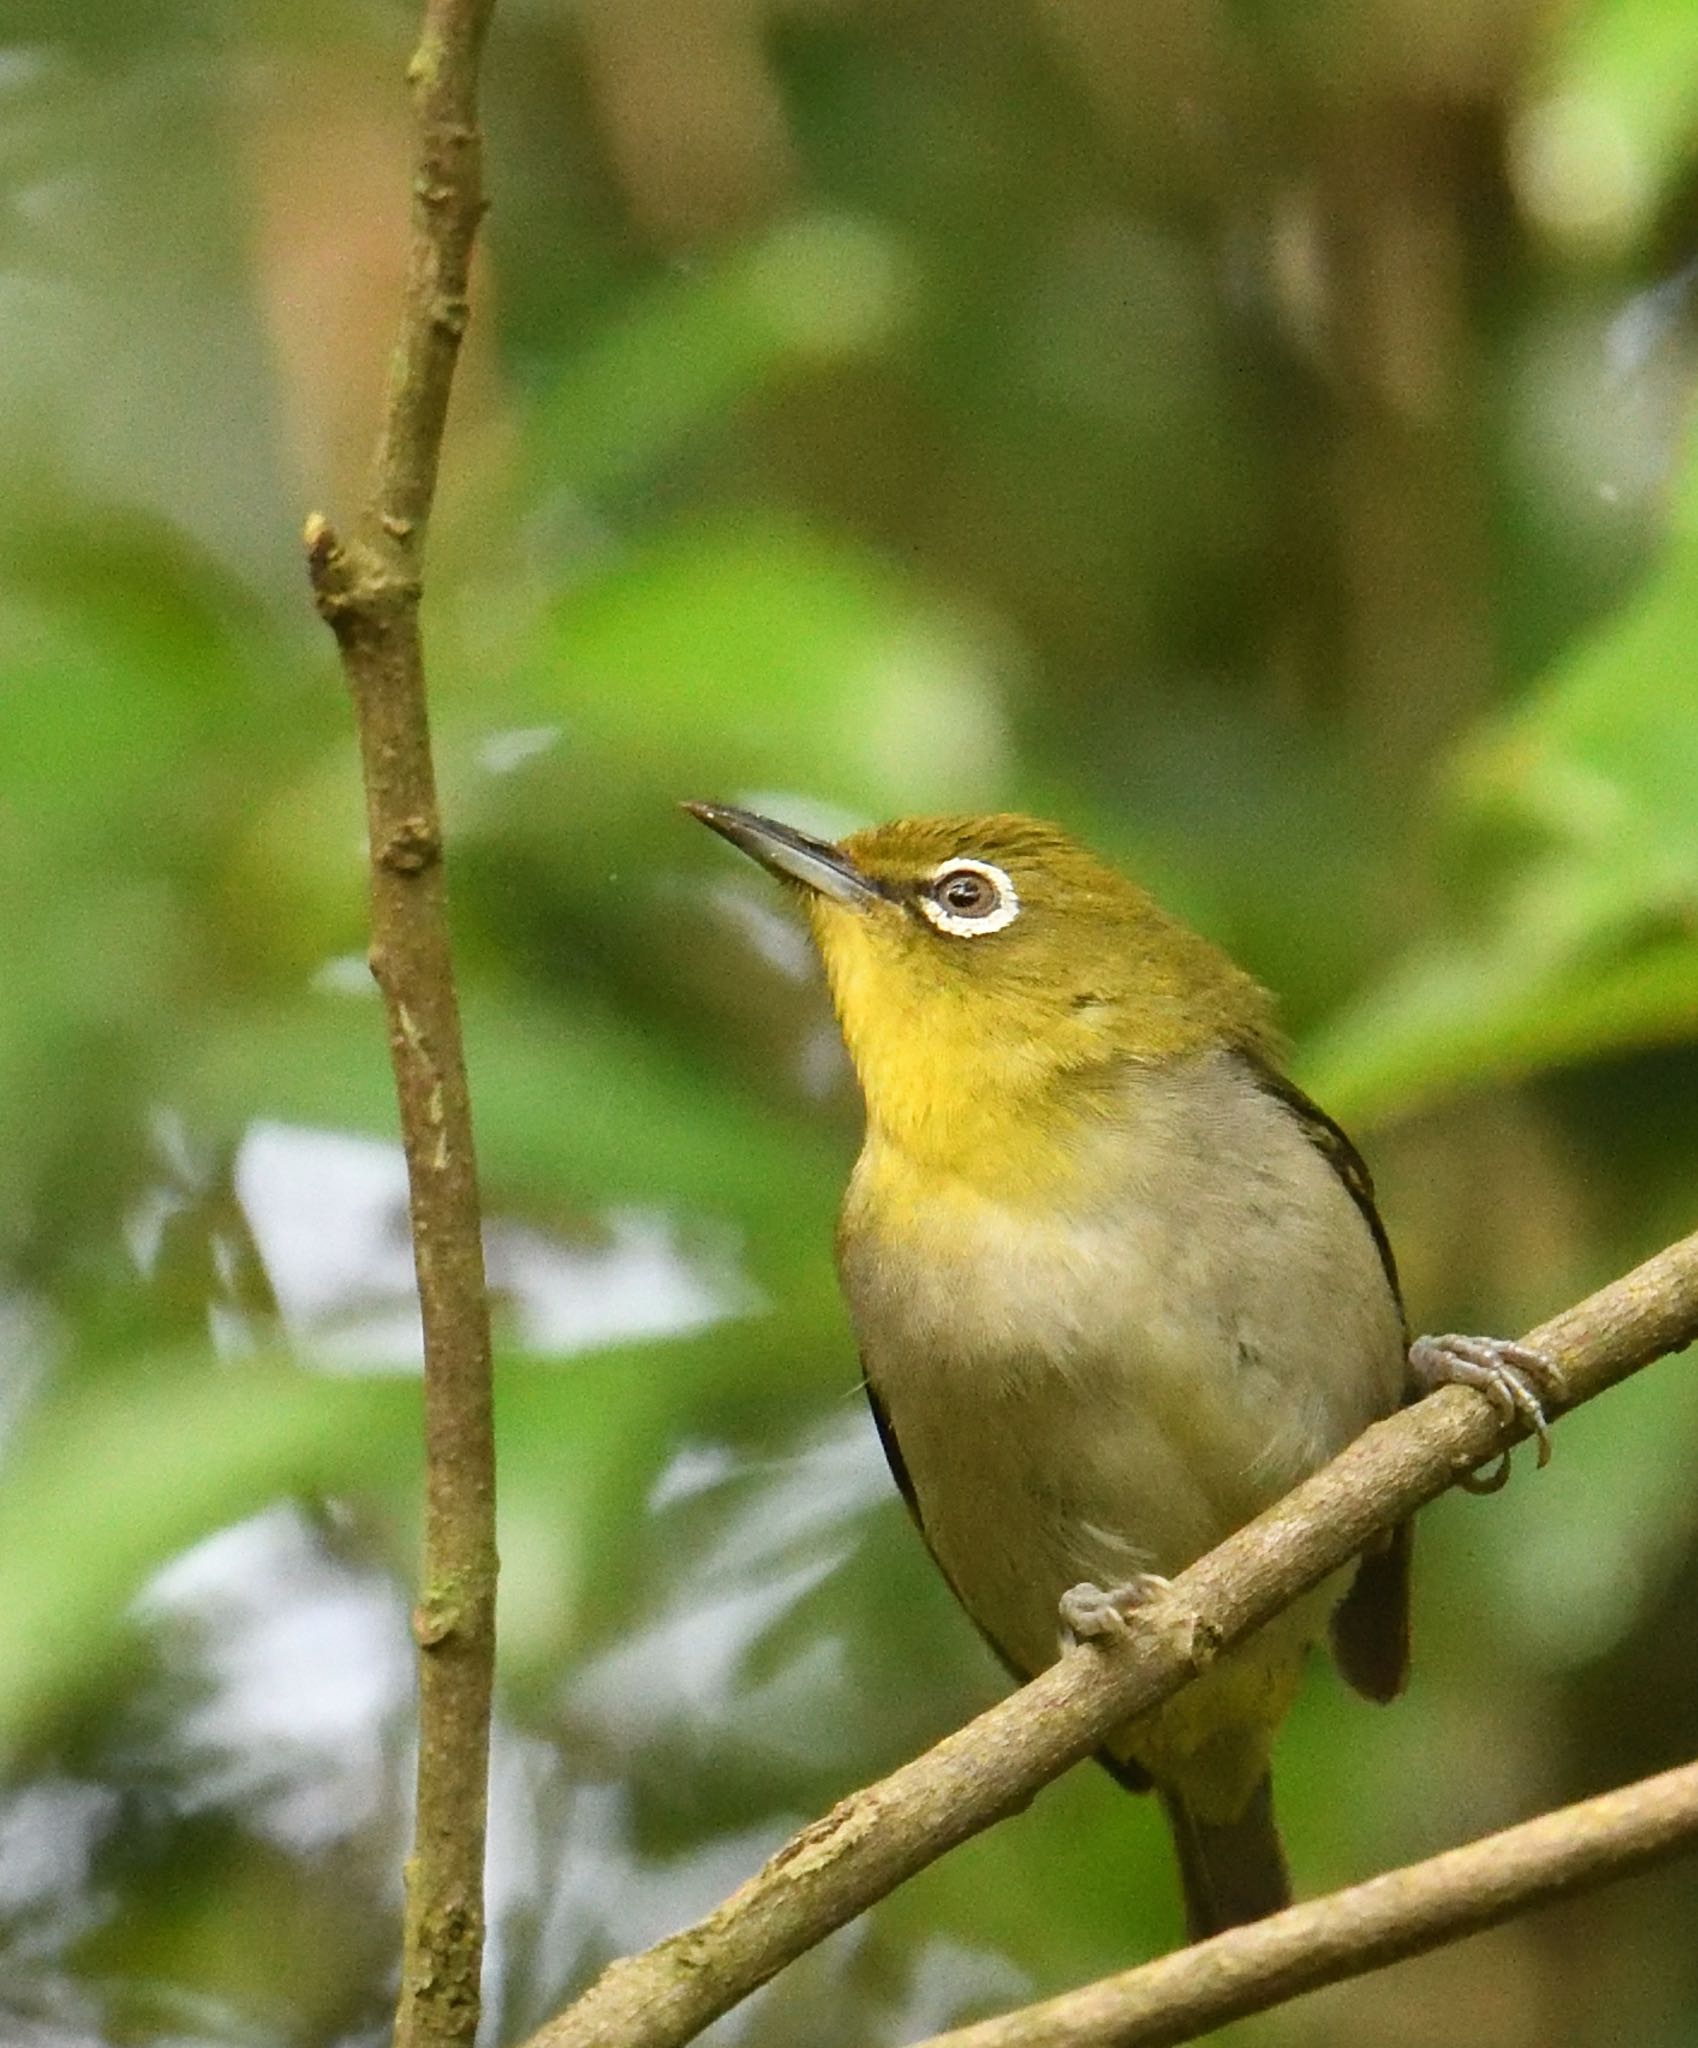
[688,801,1554,1940]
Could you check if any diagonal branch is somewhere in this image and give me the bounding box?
[914,1757,1698,2047]
[525,1226,1698,2048]
[303,5,499,2047]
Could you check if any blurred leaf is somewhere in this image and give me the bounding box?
[1519,0,1698,245]
[534,516,1014,817]
[536,215,915,494]
[494,1319,849,1686]
[0,1321,834,1752]
[174,984,842,1275]
[1307,439,1698,1124]
[0,1358,411,1752]
[1305,932,1698,1128]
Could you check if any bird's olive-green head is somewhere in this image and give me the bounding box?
[688,803,1277,1189]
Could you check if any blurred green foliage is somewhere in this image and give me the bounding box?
[3,2,1698,2046]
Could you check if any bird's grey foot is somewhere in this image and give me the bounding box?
[1059,1575,1171,1651]
[1409,1333,1565,1492]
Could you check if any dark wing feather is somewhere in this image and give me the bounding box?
[1240,1055,1405,1324]
[864,1374,1024,1685]
[1330,1517,1413,1702]
[865,1374,922,1523]
[1240,1054,1413,1703]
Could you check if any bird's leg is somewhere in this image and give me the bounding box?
[1408,1333,1566,1492]
[1059,1575,1172,1651]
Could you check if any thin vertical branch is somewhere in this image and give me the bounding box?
[302,5,499,2046]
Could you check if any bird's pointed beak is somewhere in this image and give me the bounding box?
[684,801,886,909]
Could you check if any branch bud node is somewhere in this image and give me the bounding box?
[381,816,442,874]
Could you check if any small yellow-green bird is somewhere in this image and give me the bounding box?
[688,802,1552,1939]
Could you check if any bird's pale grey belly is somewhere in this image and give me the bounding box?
[840,1105,1404,1682]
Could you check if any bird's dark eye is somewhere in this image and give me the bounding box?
[918,859,1021,936]
[939,869,996,916]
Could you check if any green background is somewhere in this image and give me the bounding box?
[3,1,1698,2043]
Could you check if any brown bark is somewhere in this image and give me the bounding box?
[302,4,499,2046]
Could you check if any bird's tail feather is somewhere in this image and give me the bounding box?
[1158,1772,1290,1941]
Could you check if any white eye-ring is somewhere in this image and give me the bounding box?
[917,858,1021,937]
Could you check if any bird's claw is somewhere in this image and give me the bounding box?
[1409,1333,1565,1492]
[1058,1575,1171,1651]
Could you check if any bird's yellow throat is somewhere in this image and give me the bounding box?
[807,894,1130,1202]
